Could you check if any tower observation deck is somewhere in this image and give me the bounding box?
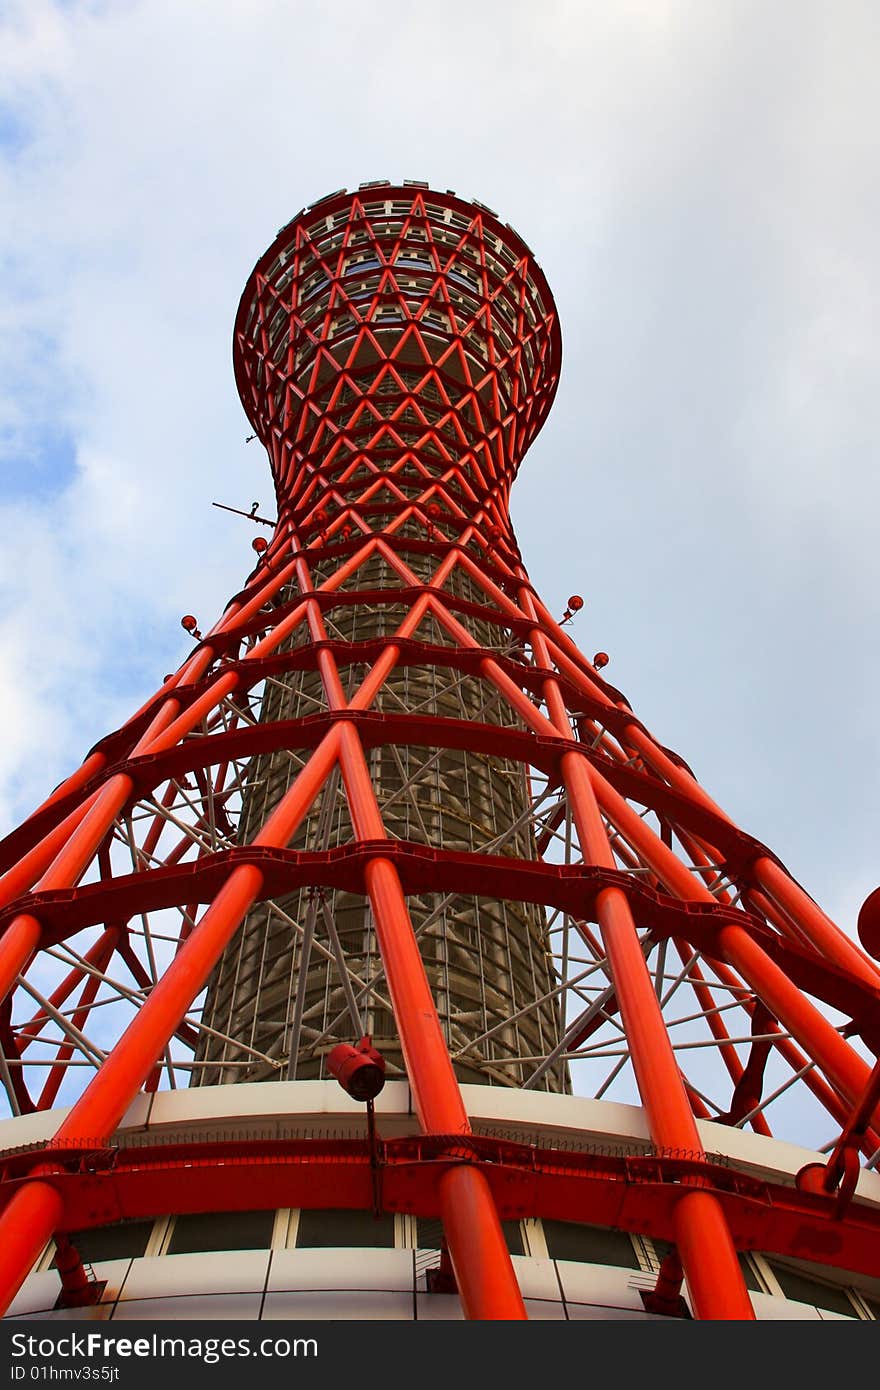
[1,183,880,1323]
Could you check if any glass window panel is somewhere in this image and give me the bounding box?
[767,1262,857,1318]
[738,1254,764,1293]
[167,1209,274,1255]
[413,1217,521,1254]
[651,1238,674,1267]
[66,1221,154,1264]
[295,1208,395,1248]
[414,1219,442,1250]
[861,1293,880,1320]
[543,1220,638,1268]
[502,1221,524,1257]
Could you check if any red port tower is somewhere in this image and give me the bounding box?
[1,182,880,1323]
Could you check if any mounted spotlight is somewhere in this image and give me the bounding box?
[560,594,584,625]
[327,1035,386,1101]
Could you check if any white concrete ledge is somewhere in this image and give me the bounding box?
[2,1081,879,1210]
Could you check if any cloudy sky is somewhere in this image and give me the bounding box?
[1,0,877,947]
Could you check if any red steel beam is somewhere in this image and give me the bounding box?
[3,1137,878,1286]
[517,595,752,1318]
[0,729,341,1314]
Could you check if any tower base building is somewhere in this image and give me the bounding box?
[5,1085,880,1321]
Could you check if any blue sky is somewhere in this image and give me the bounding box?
[0,0,878,950]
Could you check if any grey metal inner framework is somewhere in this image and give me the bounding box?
[196,548,566,1091]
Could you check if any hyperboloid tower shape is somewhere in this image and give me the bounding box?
[1,182,880,1323]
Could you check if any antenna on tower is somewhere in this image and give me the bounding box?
[211,499,275,527]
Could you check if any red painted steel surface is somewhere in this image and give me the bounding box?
[0,184,877,1320]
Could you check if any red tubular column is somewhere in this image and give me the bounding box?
[0,915,42,1003]
[0,668,255,1004]
[361,858,468,1135]
[24,752,107,822]
[0,1181,64,1317]
[0,798,99,908]
[439,1166,527,1321]
[338,723,526,1319]
[53,863,266,1144]
[0,774,135,1010]
[587,765,877,1109]
[0,865,272,1309]
[753,856,880,984]
[672,1190,753,1321]
[53,729,342,1145]
[716,923,875,1112]
[538,610,878,986]
[0,734,341,1315]
[605,696,877,983]
[0,604,310,938]
[516,591,752,1316]
[561,752,754,1319]
[5,637,225,872]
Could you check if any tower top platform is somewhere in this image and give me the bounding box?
[232,182,562,512]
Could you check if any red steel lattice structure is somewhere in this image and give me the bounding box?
[1,182,880,1321]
